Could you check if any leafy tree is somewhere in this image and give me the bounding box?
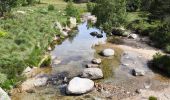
[126,0,141,11]
[92,0,127,33]
[149,0,170,20]
[65,1,80,17]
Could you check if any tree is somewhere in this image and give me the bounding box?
[92,0,127,32]
[126,0,141,11]
[149,0,170,20]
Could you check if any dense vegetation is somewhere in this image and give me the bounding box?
[91,0,127,33]
[0,0,83,89]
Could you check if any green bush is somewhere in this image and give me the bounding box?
[152,52,170,75]
[65,1,80,17]
[38,8,48,14]
[48,5,55,11]
[150,23,170,49]
[0,73,7,84]
[92,0,127,33]
[87,2,96,12]
[149,96,157,100]
[0,29,7,37]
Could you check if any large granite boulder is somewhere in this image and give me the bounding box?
[66,77,94,94]
[102,49,115,57]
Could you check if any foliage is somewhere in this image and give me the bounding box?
[0,29,7,37]
[65,1,80,18]
[0,5,68,89]
[150,21,170,50]
[87,2,96,12]
[149,96,157,100]
[149,0,170,20]
[92,0,127,33]
[48,4,55,11]
[126,0,141,11]
[152,52,170,75]
[0,73,7,84]
[0,0,13,16]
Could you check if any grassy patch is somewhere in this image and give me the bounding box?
[94,43,123,79]
[0,0,86,89]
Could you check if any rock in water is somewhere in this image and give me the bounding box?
[86,64,99,68]
[132,68,145,76]
[92,58,102,64]
[96,34,103,38]
[82,68,103,79]
[102,49,115,57]
[0,87,11,100]
[90,32,98,36]
[66,77,94,94]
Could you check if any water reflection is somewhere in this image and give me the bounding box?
[50,21,107,77]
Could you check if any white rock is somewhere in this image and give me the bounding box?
[102,49,115,57]
[132,68,145,76]
[92,58,102,64]
[0,87,11,100]
[54,21,63,31]
[16,11,26,14]
[66,77,94,94]
[23,67,32,74]
[129,34,138,39]
[82,68,103,79]
[69,17,77,28]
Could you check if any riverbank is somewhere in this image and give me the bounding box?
[10,21,170,100]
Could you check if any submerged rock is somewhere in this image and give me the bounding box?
[21,76,48,91]
[86,64,99,68]
[102,49,115,57]
[92,58,102,64]
[96,34,103,38]
[82,68,103,79]
[0,87,11,100]
[132,68,145,76]
[66,77,94,94]
[90,32,98,36]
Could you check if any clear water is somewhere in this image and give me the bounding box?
[50,21,107,77]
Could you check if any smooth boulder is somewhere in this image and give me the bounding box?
[82,68,103,79]
[66,77,94,94]
[132,68,145,76]
[0,87,11,100]
[102,49,115,57]
[92,58,102,64]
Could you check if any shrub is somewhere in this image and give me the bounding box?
[0,29,7,37]
[149,96,157,100]
[92,0,127,33]
[0,73,7,84]
[65,1,80,17]
[48,5,55,11]
[39,8,48,14]
[87,2,96,12]
[152,53,170,75]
